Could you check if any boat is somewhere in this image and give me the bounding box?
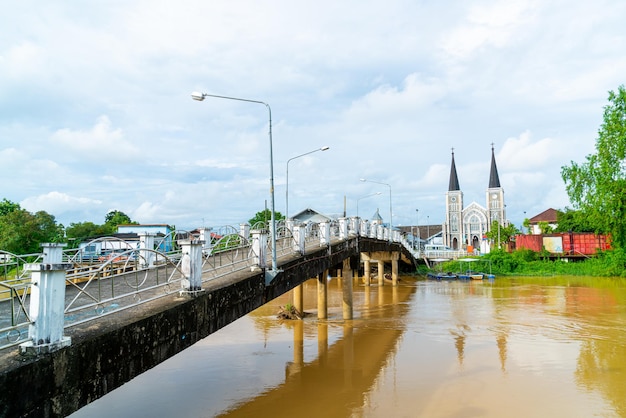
[457,258,485,280]
[426,271,457,280]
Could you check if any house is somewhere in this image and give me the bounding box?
[290,208,333,224]
[528,209,560,235]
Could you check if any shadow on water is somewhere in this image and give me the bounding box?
[217,278,417,418]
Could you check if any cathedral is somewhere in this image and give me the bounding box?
[442,145,507,253]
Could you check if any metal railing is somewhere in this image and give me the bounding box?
[0,218,405,350]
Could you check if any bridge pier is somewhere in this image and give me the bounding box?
[317,271,328,319]
[342,258,353,320]
[293,284,303,314]
[363,259,371,285]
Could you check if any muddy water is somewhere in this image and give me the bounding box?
[70,276,626,417]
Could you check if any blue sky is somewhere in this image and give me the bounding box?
[1,0,625,231]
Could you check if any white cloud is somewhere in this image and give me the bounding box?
[51,116,139,161]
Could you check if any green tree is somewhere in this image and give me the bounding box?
[485,220,519,248]
[103,210,136,234]
[0,209,61,254]
[0,198,21,217]
[561,85,626,248]
[554,208,595,233]
[66,221,109,241]
[248,209,285,228]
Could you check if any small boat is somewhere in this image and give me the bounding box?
[470,273,484,280]
[427,272,457,280]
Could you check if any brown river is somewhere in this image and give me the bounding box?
[70,275,626,417]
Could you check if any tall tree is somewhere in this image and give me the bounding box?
[248,209,285,228]
[104,210,136,234]
[561,85,626,248]
[0,198,20,217]
[0,209,61,254]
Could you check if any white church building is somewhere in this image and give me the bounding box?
[442,146,507,253]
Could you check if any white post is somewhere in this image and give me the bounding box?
[180,239,205,295]
[361,219,369,237]
[199,227,213,255]
[369,223,377,238]
[139,232,155,268]
[240,223,250,240]
[339,217,348,240]
[377,225,384,240]
[319,221,331,246]
[292,223,305,255]
[251,229,268,270]
[20,243,72,355]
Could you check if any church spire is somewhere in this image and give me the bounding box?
[448,148,460,191]
[488,144,501,188]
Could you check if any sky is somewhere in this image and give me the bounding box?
[1,0,625,232]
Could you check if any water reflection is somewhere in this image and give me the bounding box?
[69,276,626,418]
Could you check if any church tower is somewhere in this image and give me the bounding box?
[486,144,505,229]
[444,149,463,249]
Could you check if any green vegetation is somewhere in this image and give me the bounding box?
[433,248,626,278]
[0,199,63,254]
[248,209,285,229]
[561,85,626,248]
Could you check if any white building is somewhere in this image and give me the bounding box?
[442,146,507,253]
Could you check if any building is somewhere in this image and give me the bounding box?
[527,208,559,234]
[442,146,507,252]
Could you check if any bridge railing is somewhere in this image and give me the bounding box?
[0,217,405,351]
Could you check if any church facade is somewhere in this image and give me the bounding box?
[442,146,507,253]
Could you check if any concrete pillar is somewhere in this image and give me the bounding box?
[285,218,294,232]
[338,217,348,240]
[391,252,399,286]
[251,229,268,270]
[293,284,303,315]
[292,223,305,255]
[319,221,330,246]
[138,232,155,268]
[180,239,204,293]
[239,223,250,240]
[378,260,385,286]
[342,258,353,320]
[369,223,377,238]
[317,271,328,319]
[198,227,213,255]
[20,243,72,356]
[363,258,371,286]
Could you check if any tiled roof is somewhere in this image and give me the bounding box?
[529,208,560,223]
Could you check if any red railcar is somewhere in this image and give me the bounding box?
[514,232,611,256]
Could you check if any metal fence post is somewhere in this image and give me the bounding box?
[20,243,72,356]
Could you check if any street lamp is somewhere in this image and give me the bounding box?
[356,192,381,219]
[286,146,329,219]
[191,91,279,281]
[360,178,392,241]
[415,209,419,250]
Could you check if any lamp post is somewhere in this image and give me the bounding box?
[356,192,381,219]
[286,146,329,219]
[191,91,279,280]
[360,178,392,241]
[415,209,419,250]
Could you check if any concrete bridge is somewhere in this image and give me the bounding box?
[0,217,419,418]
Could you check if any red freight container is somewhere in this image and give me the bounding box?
[514,233,611,255]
